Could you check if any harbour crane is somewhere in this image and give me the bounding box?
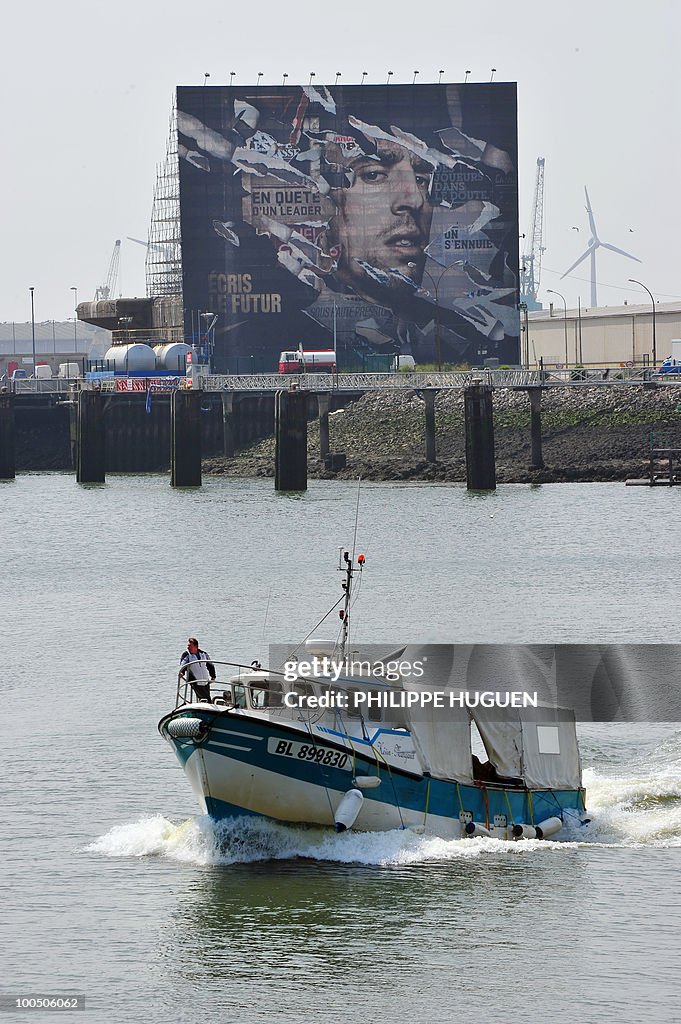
[519,157,545,311]
[94,239,121,301]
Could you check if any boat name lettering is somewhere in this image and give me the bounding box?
[374,740,416,762]
[267,737,351,769]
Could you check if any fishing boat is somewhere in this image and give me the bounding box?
[159,551,588,840]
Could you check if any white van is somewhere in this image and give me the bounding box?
[34,364,53,379]
[57,362,81,379]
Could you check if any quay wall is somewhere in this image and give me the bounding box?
[11,385,681,482]
[12,391,352,472]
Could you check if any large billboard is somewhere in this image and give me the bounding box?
[176,83,519,372]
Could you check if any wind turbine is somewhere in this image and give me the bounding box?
[561,187,640,306]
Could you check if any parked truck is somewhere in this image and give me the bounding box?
[278,348,337,374]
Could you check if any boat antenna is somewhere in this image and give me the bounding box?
[340,479,365,660]
[351,476,362,563]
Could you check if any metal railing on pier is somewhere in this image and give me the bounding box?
[4,365,670,394]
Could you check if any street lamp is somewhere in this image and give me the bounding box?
[29,286,36,374]
[546,288,569,369]
[71,286,78,350]
[628,278,656,367]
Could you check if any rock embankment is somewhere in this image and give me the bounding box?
[203,384,681,483]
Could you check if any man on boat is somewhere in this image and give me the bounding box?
[179,637,216,703]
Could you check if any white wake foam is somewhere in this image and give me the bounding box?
[87,731,681,865]
[86,813,585,867]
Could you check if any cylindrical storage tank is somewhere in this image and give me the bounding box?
[104,344,157,373]
[154,343,194,372]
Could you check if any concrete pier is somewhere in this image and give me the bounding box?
[76,391,106,483]
[527,386,544,469]
[0,393,15,479]
[171,389,202,487]
[464,383,496,490]
[423,390,438,463]
[317,392,330,459]
[275,388,307,491]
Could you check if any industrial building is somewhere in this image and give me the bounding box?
[525,300,681,369]
[0,320,111,377]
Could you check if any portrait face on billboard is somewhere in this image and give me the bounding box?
[326,140,434,299]
[176,83,519,372]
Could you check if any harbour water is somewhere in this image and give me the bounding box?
[3,475,681,1023]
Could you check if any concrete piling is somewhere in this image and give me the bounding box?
[76,390,106,483]
[275,388,307,491]
[317,392,330,459]
[221,392,235,458]
[171,389,202,487]
[527,386,544,469]
[423,389,438,463]
[0,393,15,480]
[464,383,496,490]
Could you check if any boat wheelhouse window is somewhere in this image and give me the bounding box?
[345,688,362,718]
[250,681,284,709]
[233,685,247,709]
[343,688,382,721]
[536,725,561,755]
[367,691,382,722]
[292,681,315,707]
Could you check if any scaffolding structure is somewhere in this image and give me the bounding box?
[146,103,183,301]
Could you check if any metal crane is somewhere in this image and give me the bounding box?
[94,240,121,301]
[519,158,545,311]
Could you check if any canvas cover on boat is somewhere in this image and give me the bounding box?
[472,704,581,790]
[400,646,475,784]
[401,691,475,784]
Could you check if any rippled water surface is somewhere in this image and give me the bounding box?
[3,476,681,1023]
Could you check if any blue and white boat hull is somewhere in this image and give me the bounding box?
[159,708,586,839]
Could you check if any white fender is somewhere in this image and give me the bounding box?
[511,823,537,840]
[334,789,364,832]
[353,776,382,789]
[166,717,205,739]
[465,821,493,838]
[534,816,563,839]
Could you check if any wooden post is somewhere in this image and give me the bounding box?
[0,393,15,480]
[464,383,496,490]
[317,392,330,459]
[171,389,202,487]
[423,389,437,463]
[527,386,544,469]
[275,388,307,491]
[76,390,105,483]
[221,392,235,457]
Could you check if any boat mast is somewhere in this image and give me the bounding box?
[339,477,364,661]
[338,548,365,661]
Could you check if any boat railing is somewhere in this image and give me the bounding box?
[174,660,402,724]
[175,672,317,712]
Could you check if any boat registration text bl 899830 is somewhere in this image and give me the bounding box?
[267,737,352,769]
